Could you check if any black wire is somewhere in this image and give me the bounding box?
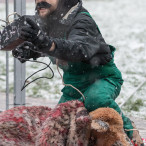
[21,59,54,91]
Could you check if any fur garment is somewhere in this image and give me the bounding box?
[0,101,132,146]
[0,100,91,146]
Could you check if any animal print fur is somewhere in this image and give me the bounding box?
[0,101,132,146]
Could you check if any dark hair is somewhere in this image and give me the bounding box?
[35,0,79,9]
[64,0,79,8]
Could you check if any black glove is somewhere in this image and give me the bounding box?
[12,41,42,63]
[19,18,53,55]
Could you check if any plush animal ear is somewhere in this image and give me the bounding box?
[91,119,109,133]
[88,120,109,146]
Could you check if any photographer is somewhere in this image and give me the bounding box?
[13,0,143,143]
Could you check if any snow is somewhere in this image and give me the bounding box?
[0,0,146,118]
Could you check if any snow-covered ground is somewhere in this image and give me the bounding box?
[0,0,146,118]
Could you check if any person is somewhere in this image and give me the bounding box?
[12,0,143,143]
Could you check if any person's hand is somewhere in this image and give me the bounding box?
[19,18,53,54]
[19,17,40,43]
[12,41,41,63]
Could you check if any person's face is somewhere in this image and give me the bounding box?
[36,0,59,18]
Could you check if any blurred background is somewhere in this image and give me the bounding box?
[0,0,146,118]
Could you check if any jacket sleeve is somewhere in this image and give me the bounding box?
[50,14,112,65]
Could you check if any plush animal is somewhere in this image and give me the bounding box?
[0,100,133,146]
[89,108,133,146]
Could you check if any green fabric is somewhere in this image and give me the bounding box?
[83,79,133,138]
[57,11,133,138]
[59,74,133,138]
[59,60,133,138]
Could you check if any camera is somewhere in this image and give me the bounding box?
[0,15,36,51]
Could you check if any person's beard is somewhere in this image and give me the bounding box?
[38,9,51,18]
[35,0,71,37]
[35,7,59,37]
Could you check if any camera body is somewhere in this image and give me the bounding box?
[0,15,36,51]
